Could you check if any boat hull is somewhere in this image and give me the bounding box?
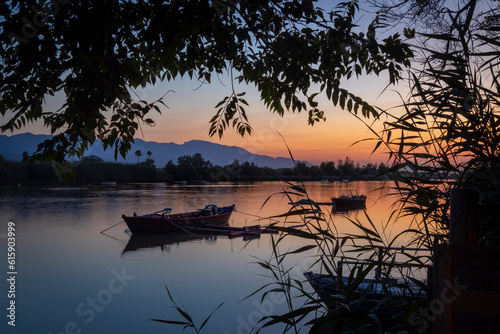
[122,206,234,234]
[304,271,425,302]
[304,271,427,332]
[332,196,366,208]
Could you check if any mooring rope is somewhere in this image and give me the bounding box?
[164,218,199,236]
[233,209,280,224]
[100,220,125,234]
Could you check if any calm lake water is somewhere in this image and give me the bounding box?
[1,181,411,334]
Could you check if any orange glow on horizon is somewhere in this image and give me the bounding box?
[2,71,402,166]
[143,102,389,165]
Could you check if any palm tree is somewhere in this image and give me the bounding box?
[147,151,152,159]
[135,150,142,163]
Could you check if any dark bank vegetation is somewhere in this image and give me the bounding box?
[0,159,59,184]
[164,153,389,182]
[0,157,161,185]
[0,152,388,185]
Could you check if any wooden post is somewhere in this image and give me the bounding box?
[433,188,500,333]
[337,260,343,288]
[434,188,480,333]
[449,188,479,246]
[433,244,455,334]
[374,247,383,283]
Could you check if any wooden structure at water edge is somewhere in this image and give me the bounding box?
[433,189,500,333]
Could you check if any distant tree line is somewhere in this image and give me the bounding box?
[164,154,389,182]
[0,152,388,185]
[0,159,59,185]
[0,155,160,185]
[73,158,159,183]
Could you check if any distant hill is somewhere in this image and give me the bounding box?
[0,133,310,168]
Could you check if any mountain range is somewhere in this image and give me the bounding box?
[0,133,310,169]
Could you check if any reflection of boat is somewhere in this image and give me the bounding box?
[122,225,269,253]
[332,206,365,215]
[123,232,205,253]
[122,204,235,234]
[332,194,367,207]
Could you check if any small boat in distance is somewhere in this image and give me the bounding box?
[122,204,235,234]
[100,181,117,185]
[332,193,367,207]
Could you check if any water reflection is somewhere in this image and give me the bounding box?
[331,203,367,214]
[121,231,262,254]
[122,232,209,253]
[1,180,410,334]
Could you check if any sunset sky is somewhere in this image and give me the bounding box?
[3,70,407,166]
[1,1,412,166]
[144,71,404,165]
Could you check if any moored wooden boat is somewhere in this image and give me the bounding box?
[331,194,367,207]
[122,204,235,234]
[304,271,425,304]
[304,271,425,299]
[304,271,428,332]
